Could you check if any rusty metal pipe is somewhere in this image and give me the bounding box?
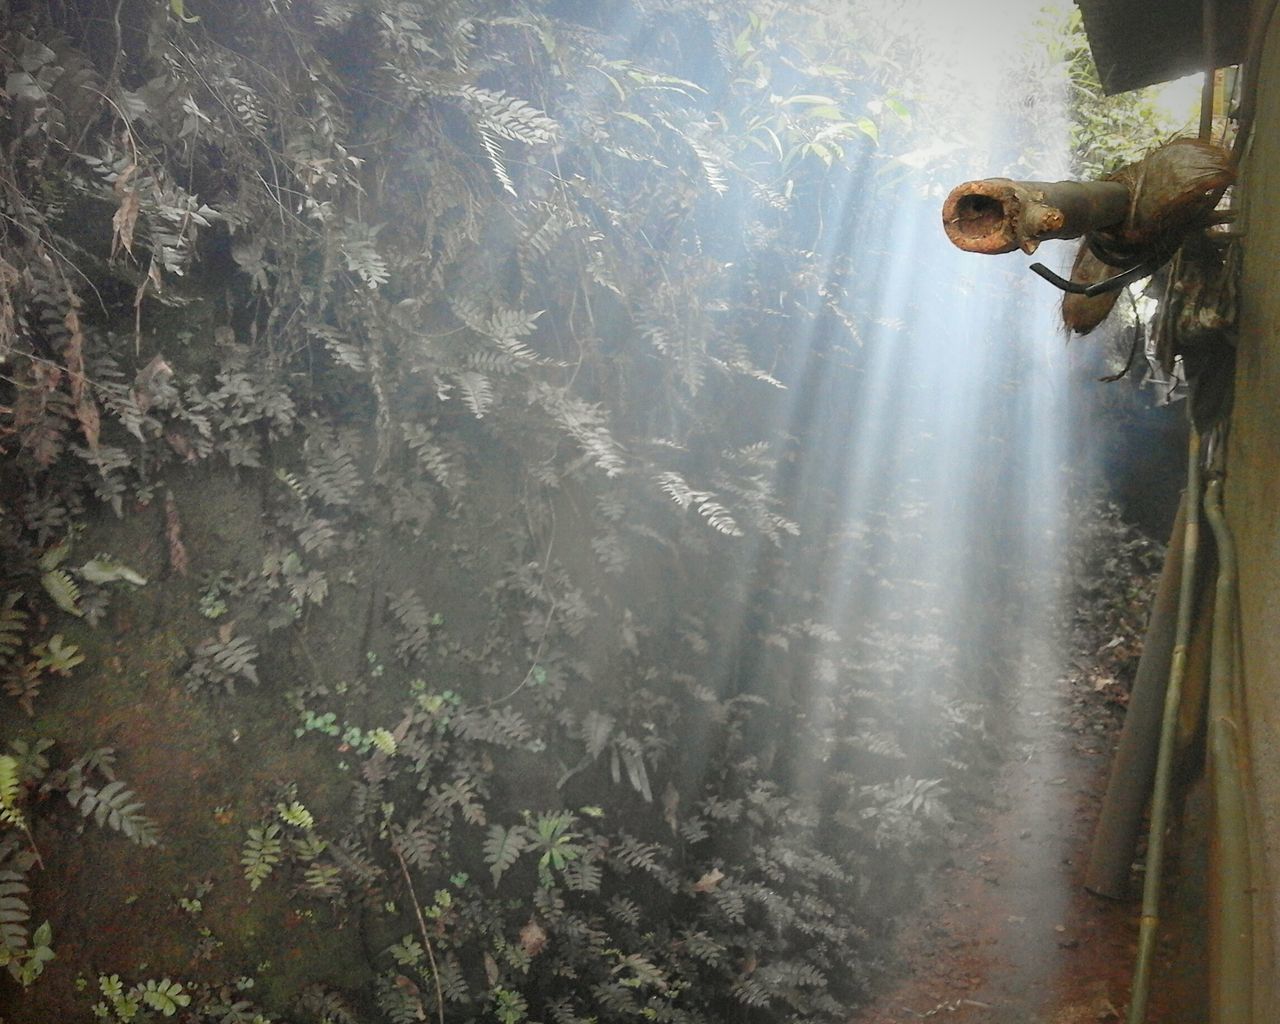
[941,178,1130,255]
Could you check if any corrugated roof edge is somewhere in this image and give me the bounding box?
[1077,0,1249,95]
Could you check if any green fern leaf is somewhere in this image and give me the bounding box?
[138,977,190,1015]
[32,635,84,676]
[40,571,82,617]
[241,824,282,891]
[67,780,160,846]
[0,595,28,664]
[482,824,529,887]
[277,801,314,831]
[78,557,147,586]
[37,543,71,573]
[0,757,25,831]
[0,869,32,961]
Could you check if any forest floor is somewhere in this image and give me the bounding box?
[849,631,1208,1024]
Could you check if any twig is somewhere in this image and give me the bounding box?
[393,846,446,1024]
[17,820,44,870]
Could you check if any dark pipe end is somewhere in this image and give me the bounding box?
[942,179,1019,254]
[952,193,1005,237]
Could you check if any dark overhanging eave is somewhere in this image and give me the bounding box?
[1077,0,1250,95]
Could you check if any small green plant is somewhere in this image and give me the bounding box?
[387,935,424,967]
[66,777,161,847]
[493,986,529,1024]
[32,635,85,676]
[0,755,27,832]
[37,544,145,621]
[2,590,86,715]
[95,973,191,1020]
[276,800,314,831]
[1,918,54,987]
[296,709,339,738]
[184,632,260,695]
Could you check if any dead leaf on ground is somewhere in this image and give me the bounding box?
[518,918,547,957]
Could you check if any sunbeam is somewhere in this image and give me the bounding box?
[0,1,1210,1021]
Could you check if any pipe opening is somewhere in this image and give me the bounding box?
[950,193,1006,237]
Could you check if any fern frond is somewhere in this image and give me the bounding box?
[478,126,516,196]
[40,570,82,617]
[687,137,729,194]
[390,817,439,871]
[605,895,641,927]
[531,383,626,477]
[679,930,727,965]
[388,590,438,664]
[452,706,531,747]
[580,710,614,760]
[453,86,558,145]
[302,431,363,507]
[401,424,462,493]
[277,801,315,831]
[611,834,665,876]
[185,633,260,694]
[0,595,28,664]
[67,779,160,846]
[483,823,529,886]
[32,634,84,675]
[455,370,493,419]
[137,978,191,1015]
[340,221,391,290]
[560,856,602,892]
[0,757,25,831]
[654,472,743,536]
[242,824,282,891]
[3,662,43,717]
[303,861,342,896]
[0,868,31,962]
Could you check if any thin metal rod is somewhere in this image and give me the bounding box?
[1029,259,1158,297]
[1200,0,1217,142]
[1232,0,1280,162]
[1127,427,1201,1024]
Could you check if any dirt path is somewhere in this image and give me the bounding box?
[850,640,1205,1024]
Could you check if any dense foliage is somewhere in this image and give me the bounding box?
[1051,9,1180,179]
[0,2,1161,1022]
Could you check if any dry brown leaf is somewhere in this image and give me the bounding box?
[165,429,195,462]
[112,190,141,259]
[63,306,85,397]
[134,354,173,412]
[518,918,547,957]
[113,161,138,194]
[693,867,724,893]
[75,394,100,451]
[165,489,189,577]
[0,258,19,360]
